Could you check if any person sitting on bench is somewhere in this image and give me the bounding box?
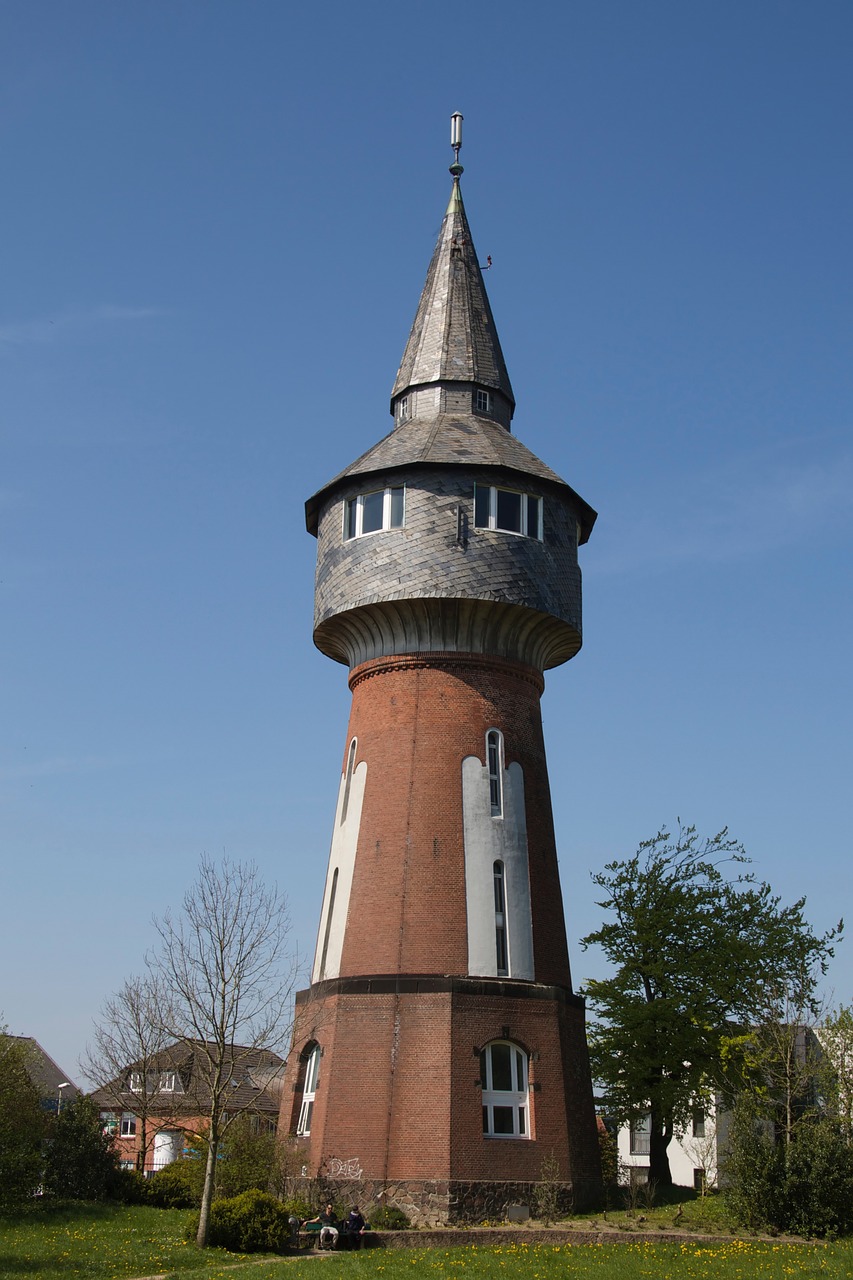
[304,1204,339,1249]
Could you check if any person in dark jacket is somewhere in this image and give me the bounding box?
[342,1206,367,1249]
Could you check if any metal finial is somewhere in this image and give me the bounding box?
[450,111,464,178]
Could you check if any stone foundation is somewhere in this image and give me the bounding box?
[286,1175,601,1227]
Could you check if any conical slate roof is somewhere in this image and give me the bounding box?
[390,178,514,412]
[305,169,596,544]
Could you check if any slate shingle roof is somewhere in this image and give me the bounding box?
[88,1040,284,1115]
[390,178,514,408]
[305,413,596,542]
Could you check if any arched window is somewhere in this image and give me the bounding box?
[493,860,508,976]
[486,729,503,817]
[480,1040,529,1138]
[296,1044,321,1137]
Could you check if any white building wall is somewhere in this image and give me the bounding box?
[615,1099,727,1189]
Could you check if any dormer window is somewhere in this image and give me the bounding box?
[398,395,409,422]
[344,485,405,539]
[474,484,543,540]
[475,388,491,414]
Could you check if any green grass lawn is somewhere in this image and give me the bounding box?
[3,1204,853,1280]
[170,1240,853,1280]
[0,1201,255,1278]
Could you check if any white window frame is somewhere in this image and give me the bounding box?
[344,485,406,540]
[158,1071,177,1093]
[120,1112,137,1138]
[475,388,491,414]
[296,1044,321,1137]
[480,1040,529,1139]
[486,729,503,817]
[630,1112,651,1155]
[398,395,409,421]
[473,484,543,540]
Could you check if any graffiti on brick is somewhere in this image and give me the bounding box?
[327,1156,363,1179]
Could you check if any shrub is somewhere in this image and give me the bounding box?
[725,1101,853,1239]
[43,1097,120,1201]
[0,1038,45,1207]
[198,1188,292,1253]
[368,1204,411,1230]
[146,1161,200,1209]
[776,1120,853,1239]
[281,1195,314,1221]
[216,1115,279,1199]
[111,1168,150,1204]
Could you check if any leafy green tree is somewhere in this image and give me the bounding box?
[581,823,841,1186]
[0,1033,45,1206]
[43,1096,120,1200]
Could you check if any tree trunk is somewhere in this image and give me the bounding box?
[196,1137,218,1247]
[138,1118,147,1174]
[648,1109,673,1188]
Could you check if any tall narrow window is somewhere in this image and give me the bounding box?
[480,1041,529,1138]
[493,861,508,976]
[340,738,357,824]
[296,1044,321,1137]
[486,729,503,817]
[475,388,492,414]
[630,1113,651,1155]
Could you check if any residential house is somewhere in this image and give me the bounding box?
[89,1040,283,1173]
[615,1098,732,1190]
[8,1035,82,1113]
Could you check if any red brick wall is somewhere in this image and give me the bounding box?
[339,653,571,987]
[279,651,601,1202]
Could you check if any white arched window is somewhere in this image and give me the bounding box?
[480,1040,529,1138]
[296,1044,321,1136]
[486,729,503,817]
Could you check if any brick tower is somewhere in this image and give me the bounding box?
[282,117,602,1222]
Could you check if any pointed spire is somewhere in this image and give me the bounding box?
[390,116,515,425]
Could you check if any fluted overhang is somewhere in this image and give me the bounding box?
[390,177,515,418]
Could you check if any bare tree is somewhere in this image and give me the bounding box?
[151,856,296,1247]
[82,974,174,1172]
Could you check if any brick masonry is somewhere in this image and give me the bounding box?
[280,653,602,1214]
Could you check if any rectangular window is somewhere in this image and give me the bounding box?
[159,1072,176,1092]
[120,1113,137,1137]
[630,1113,651,1156]
[129,1071,144,1093]
[692,1107,706,1138]
[473,484,543,540]
[495,488,522,533]
[475,388,491,414]
[344,486,406,539]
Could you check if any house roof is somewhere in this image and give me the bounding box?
[9,1036,81,1106]
[89,1039,284,1115]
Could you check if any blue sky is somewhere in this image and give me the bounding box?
[2,1,850,1082]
